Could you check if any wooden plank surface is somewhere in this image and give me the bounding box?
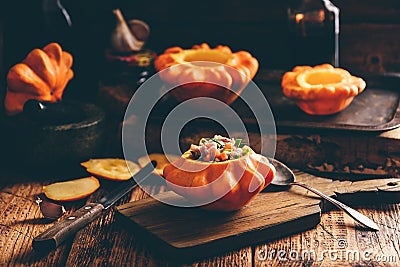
[254,205,400,266]
[116,171,400,260]
[0,181,73,266]
[0,170,399,266]
[64,187,168,267]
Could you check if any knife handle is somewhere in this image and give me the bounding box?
[32,203,104,251]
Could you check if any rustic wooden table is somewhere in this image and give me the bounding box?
[1,162,399,266]
[2,70,400,266]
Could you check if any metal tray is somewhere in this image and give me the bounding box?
[250,72,400,132]
[148,72,400,133]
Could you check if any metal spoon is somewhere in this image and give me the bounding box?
[269,158,379,231]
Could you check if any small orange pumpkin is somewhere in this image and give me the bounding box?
[154,43,259,106]
[4,43,74,115]
[281,64,366,115]
[163,148,275,211]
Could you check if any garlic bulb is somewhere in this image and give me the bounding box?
[128,19,150,42]
[111,9,144,52]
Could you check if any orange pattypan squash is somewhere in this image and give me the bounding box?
[4,42,74,115]
[163,149,275,212]
[281,64,366,115]
[154,43,259,106]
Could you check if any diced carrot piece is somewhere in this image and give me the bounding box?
[212,146,220,157]
[224,143,232,149]
[219,152,228,161]
[190,144,199,150]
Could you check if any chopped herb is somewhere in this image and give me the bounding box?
[242,148,250,156]
[234,139,242,148]
[211,138,224,148]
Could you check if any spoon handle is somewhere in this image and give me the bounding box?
[292,182,379,231]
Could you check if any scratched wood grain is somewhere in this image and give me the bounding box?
[115,171,400,261]
[254,205,400,266]
[1,172,399,266]
[64,183,253,266]
[0,181,72,266]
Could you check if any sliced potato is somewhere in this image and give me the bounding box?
[81,158,140,181]
[138,153,180,175]
[43,177,100,201]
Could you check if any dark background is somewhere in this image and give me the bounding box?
[1,0,400,101]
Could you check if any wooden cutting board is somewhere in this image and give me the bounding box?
[116,171,400,260]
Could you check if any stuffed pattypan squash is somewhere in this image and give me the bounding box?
[163,135,275,211]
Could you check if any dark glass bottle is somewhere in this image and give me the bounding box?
[287,0,340,68]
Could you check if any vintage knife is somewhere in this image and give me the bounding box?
[32,161,157,251]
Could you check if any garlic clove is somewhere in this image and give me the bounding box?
[128,19,150,42]
[35,196,66,220]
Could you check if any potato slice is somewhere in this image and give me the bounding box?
[43,177,100,201]
[81,158,140,181]
[138,153,180,175]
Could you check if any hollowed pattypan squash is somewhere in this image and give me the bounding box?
[154,43,258,106]
[281,64,366,115]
